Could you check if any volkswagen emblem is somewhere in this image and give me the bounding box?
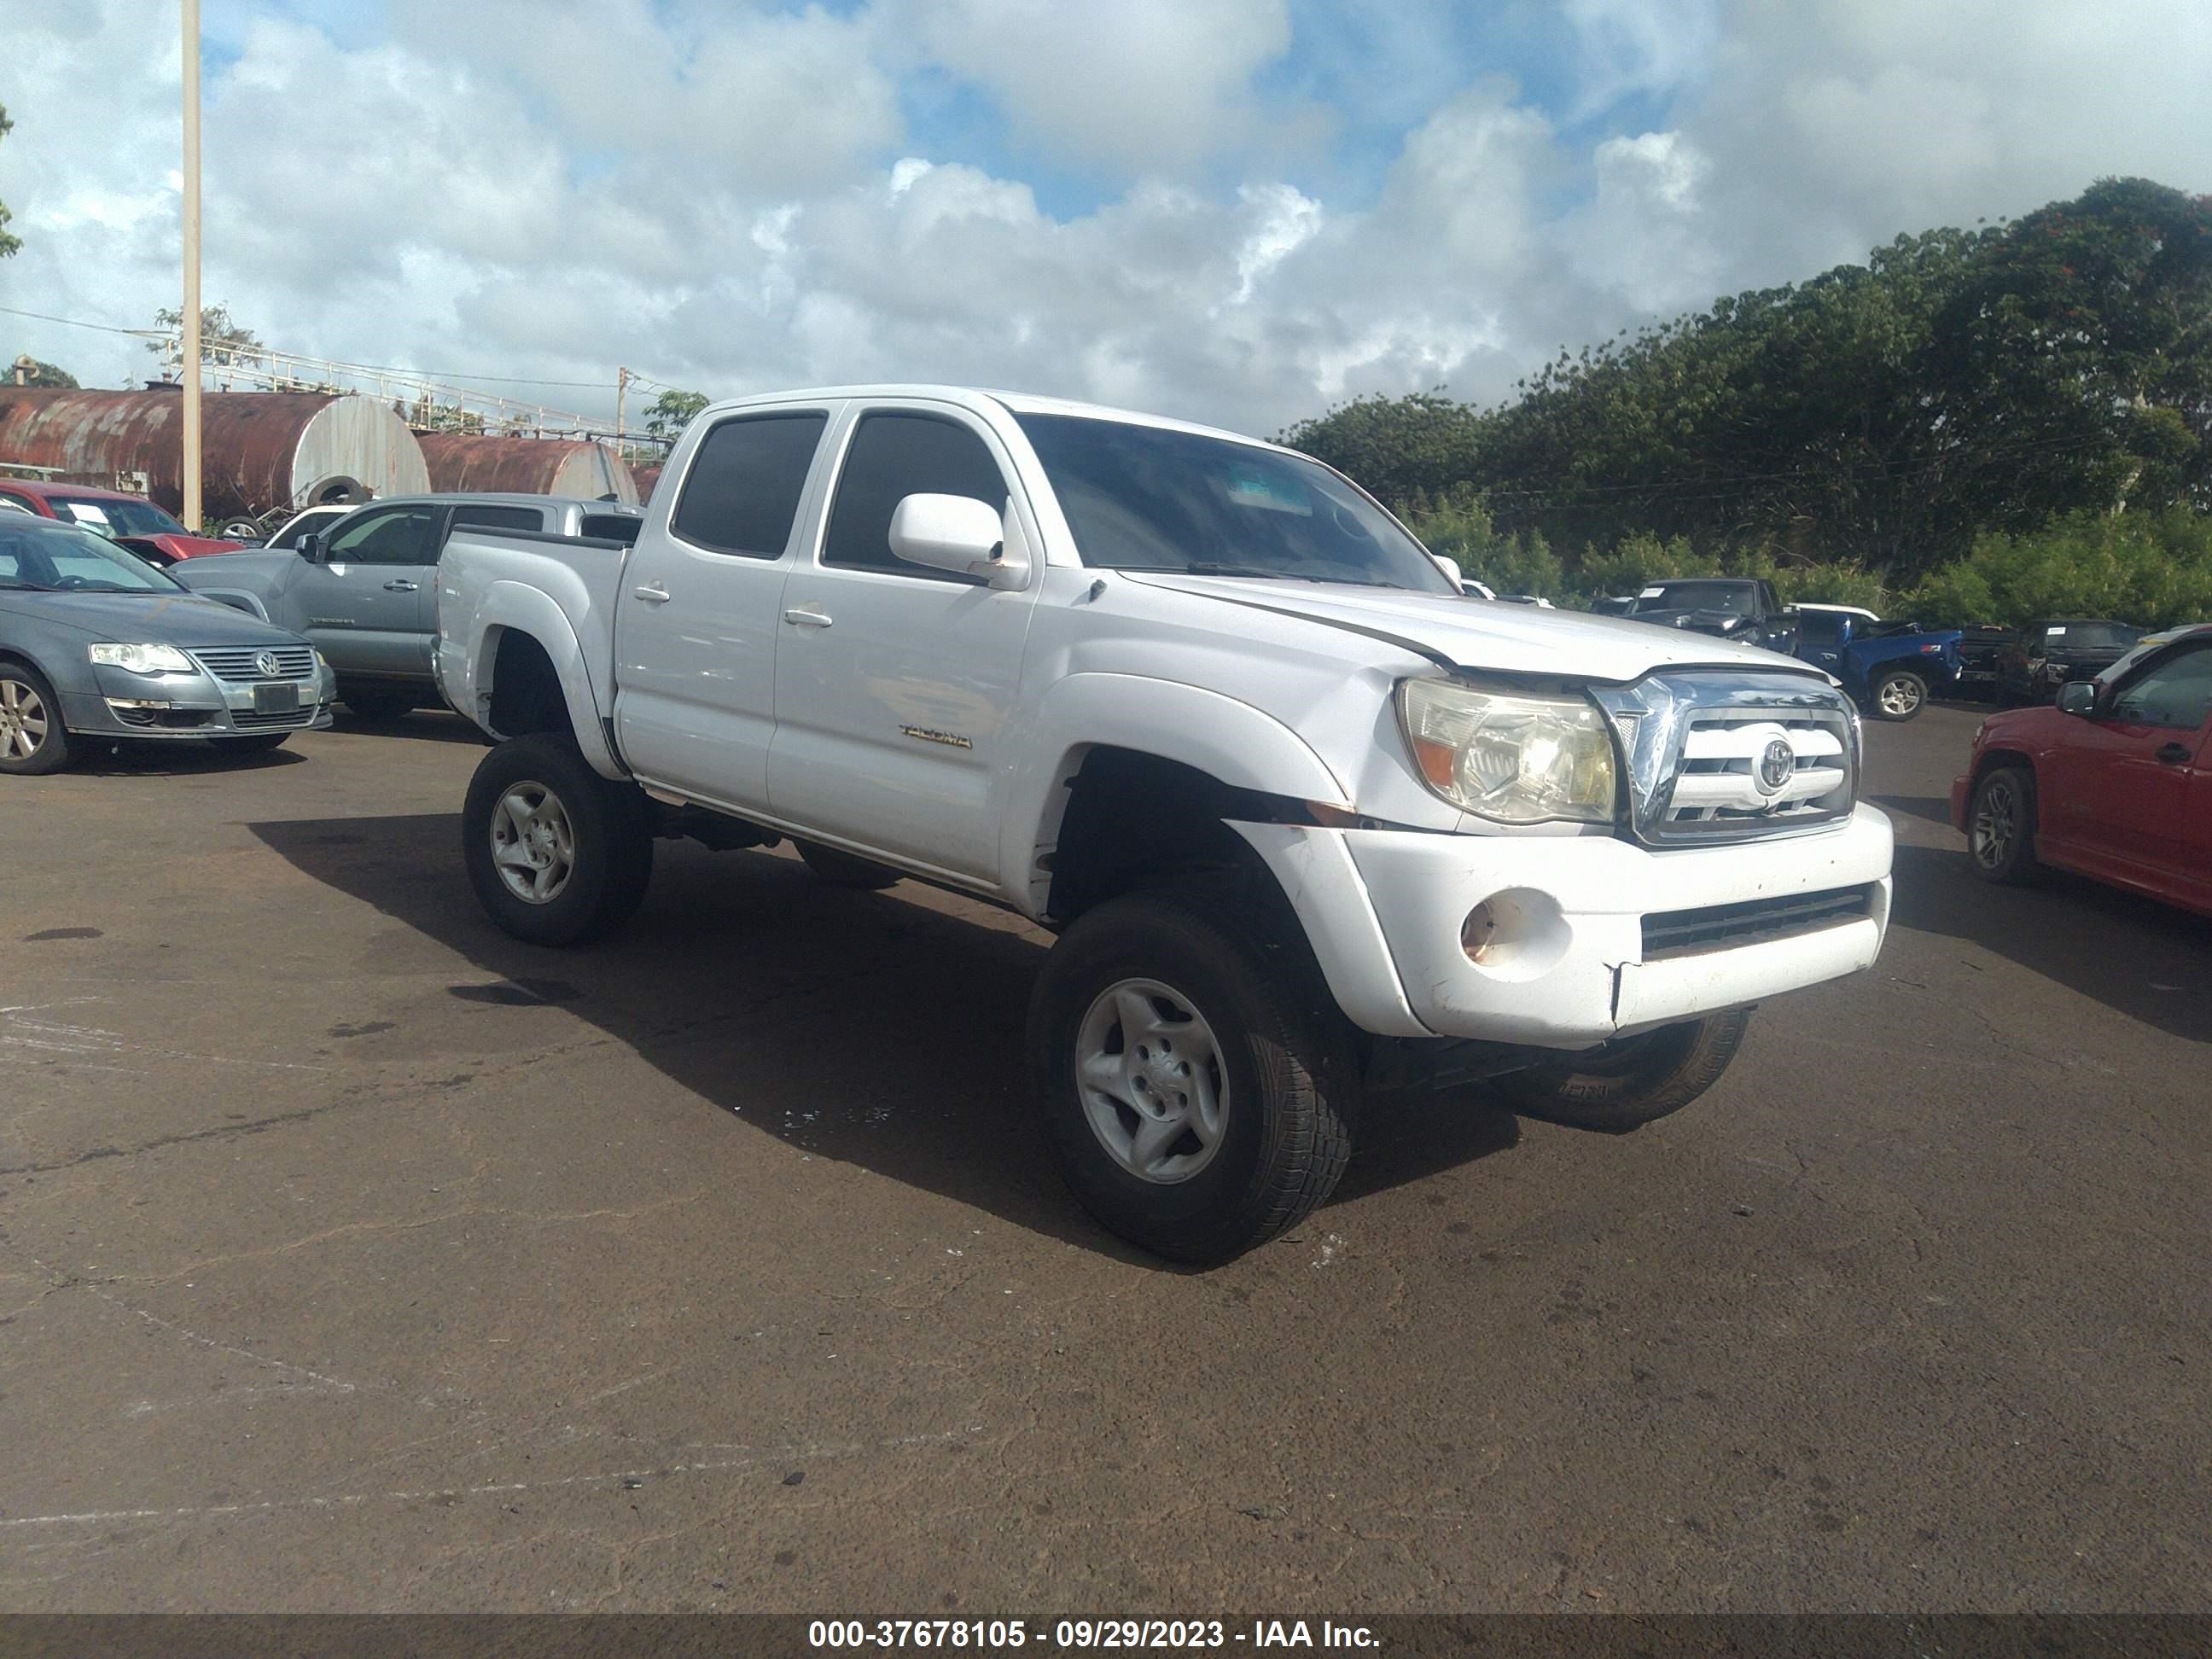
[1755,736,1796,795]
[254,650,282,678]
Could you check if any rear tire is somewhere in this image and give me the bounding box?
[1489,1010,1752,1132]
[795,840,901,889]
[1027,890,1359,1265]
[1967,763,2041,885]
[463,734,654,946]
[0,661,73,776]
[1869,669,1927,722]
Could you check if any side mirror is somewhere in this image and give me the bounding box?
[1429,553,1465,593]
[2057,680,2098,716]
[294,532,323,562]
[888,493,1027,590]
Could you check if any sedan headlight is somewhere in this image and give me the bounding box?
[89,643,196,675]
[1397,678,1617,824]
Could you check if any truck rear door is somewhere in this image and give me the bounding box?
[613,406,834,816]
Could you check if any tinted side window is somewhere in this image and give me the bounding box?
[449,504,543,533]
[2110,643,2212,731]
[672,413,827,559]
[823,413,1008,579]
[327,505,437,566]
[1796,613,1843,645]
[581,514,643,545]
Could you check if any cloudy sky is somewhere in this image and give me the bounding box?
[3,0,2209,437]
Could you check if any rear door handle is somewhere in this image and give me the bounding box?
[383,579,418,592]
[783,608,833,629]
[632,585,672,604]
[2156,742,2192,765]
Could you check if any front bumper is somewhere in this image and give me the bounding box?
[62,662,337,740]
[1233,805,1895,1048]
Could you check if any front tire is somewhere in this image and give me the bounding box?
[795,840,901,889]
[1967,764,2041,885]
[1027,891,1358,1265]
[0,661,73,776]
[340,684,418,720]
[1869,668,1927,721]
[1489,1010,1752,1132]
[463,734,654,945]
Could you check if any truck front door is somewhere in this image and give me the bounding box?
[613,407,833,816]
[768,404,1042,884]
[300,502,441,675]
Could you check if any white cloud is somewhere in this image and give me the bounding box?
[2,0,2208,448]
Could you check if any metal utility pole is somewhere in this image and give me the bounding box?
[615,366,629,446]
[180,0,203,530]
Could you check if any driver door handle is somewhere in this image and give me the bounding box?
[632,585,672,604]
[783,607,834,629]
[382,579,418,592]
[2156,742,2192,765]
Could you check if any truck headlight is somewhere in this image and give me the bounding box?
[1398,678,1617,824]
[89,643,196,675]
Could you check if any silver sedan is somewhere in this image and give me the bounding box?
[0,516,335,774]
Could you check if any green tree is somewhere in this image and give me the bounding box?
[7,355,78,387]
[644,388,708,444]
[149,305,265,370]
[1278,391,1493,511]
[0,102,20,259]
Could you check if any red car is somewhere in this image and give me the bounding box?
[0,480,243,564]
[1952,624,2212,917]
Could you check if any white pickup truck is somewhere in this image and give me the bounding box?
[434,386,1892,1263]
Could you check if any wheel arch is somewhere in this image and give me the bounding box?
[451,582,620,778]
[1000,673,1350,918]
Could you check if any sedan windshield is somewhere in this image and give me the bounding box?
[48,496,190,538]
[1630,581,1758,614]
[1012,413,1455,593]
[0,521,187,593]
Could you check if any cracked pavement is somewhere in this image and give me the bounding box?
[1,705,2207,1612]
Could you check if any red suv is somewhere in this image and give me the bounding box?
[0,481,243,564]
[1953,625,2212,917]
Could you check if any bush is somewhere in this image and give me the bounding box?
[1903,509,2212,626]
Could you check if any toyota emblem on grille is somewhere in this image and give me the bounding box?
[1755,737,1796,795]
[254,650,282,678]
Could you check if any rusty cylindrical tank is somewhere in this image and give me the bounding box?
[0,390,430,525]
[415,435,637,504]
[631,464,663,503]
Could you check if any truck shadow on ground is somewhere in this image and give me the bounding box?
[250,812,1521,1260]
[1889,841,2212,1044]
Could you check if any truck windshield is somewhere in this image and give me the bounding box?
[49,497,190,538]
[1630,581,1758,614]
[2041,622,2141,650]
[1012,413,1454,592]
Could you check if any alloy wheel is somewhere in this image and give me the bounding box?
[489,780,576,904]
[1971,776,2017,870]
[1074,977,1230,1185]
[1878,676,1923,717]
[0,677,50,761]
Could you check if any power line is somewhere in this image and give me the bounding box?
[0,304,165,339]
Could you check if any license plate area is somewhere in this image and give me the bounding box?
[253,683,301,714]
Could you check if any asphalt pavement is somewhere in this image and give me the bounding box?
[1,702,2206,1613]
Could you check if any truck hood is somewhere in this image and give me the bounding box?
[5,590,311,647]
[1123,573,1818,683]
[168,550,297,589]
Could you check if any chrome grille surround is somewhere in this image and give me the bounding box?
[189,645,317,683]
[1590,669,1860,847]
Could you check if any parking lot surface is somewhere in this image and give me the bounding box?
[1,704,2207,1612]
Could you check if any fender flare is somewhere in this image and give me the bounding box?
[462,582,621,779]
[997,672,1351,905]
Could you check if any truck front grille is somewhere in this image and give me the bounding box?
[1591,670,1859,846]
[1642,885,1876,961]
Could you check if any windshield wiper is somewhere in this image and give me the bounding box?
[1112,562,1292,580]
[0,581,54,591]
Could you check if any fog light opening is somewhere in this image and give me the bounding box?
[1458,888,1573,983]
